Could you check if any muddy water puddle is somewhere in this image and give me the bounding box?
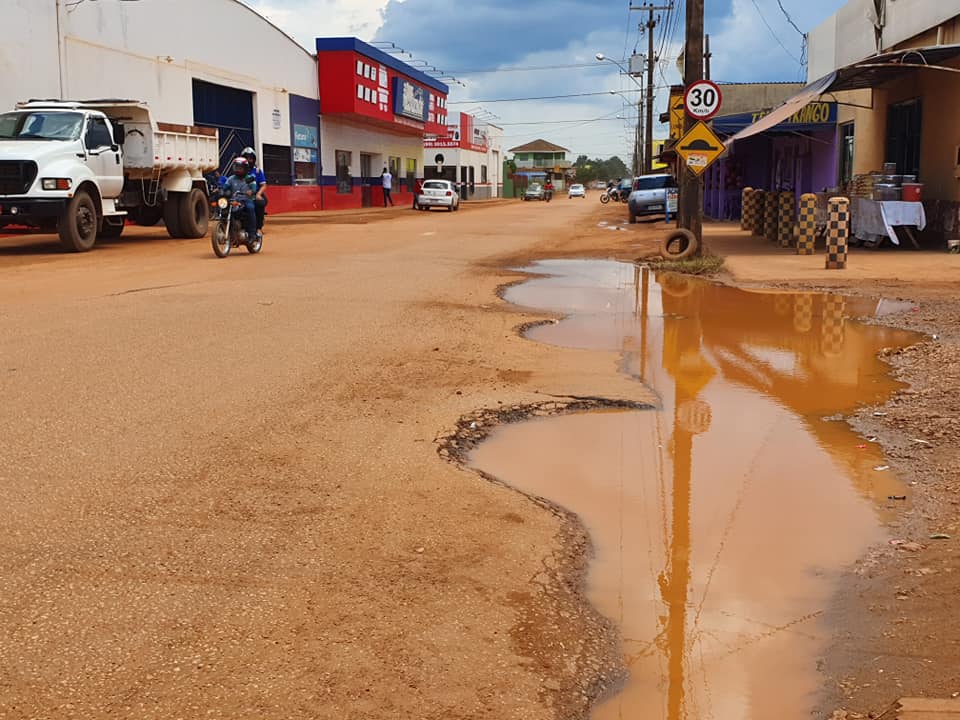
[471,260,922,719]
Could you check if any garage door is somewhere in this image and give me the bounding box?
[192,79,255,172]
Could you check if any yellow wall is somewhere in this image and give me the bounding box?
[835,54,960,201]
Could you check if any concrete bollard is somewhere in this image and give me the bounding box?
[778,191,795,248]
[820,295,846,356]
[764,191,779,243]
[825,196,850,269]
[754,190,767,238]
[741,187,753,231]
[796,193,817,255]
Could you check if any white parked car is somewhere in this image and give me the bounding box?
[416,179,460,211]
[568,183,586,198]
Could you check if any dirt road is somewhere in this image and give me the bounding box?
[0,199,651,720]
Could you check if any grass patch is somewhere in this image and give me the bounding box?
[647,254,725,276]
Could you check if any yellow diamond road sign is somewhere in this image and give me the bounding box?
[676,121,725,176]
[669,94,685,140]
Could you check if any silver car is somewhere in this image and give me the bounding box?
[627,173,677,222]
[523,183,545,201]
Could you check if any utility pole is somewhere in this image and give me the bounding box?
[704,34,712,80]
[678,0,704,244]
[632,3,672,173]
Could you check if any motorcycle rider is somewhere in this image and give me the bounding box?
[240,146,267,239]
[544,179,554,202]
[222,157,258,240]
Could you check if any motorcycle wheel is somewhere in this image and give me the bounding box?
[600,194,610,204]
[211,221,231,258]
[246,233,263,254]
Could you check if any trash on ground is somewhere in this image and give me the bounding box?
[930,533,952,540]
[912,438,932,445]
[875,465,891,471]
[888,495,907,500]
[873,411,888,416]
[899,542,924,552]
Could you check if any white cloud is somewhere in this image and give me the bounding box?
[239,0,390,49]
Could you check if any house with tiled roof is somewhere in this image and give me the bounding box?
[507,139,574,189]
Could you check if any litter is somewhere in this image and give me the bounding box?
[857,444,867,449]
[930,533,952,540]
[911,438,932,445]
[887,495,907,501]
[874,465,891,471]
[867,436,879,442]
[873,411,887,417]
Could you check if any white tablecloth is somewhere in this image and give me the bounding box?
[852,199,926,246]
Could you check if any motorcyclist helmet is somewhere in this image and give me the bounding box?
[232,157,250,176]
[241,146,257,166]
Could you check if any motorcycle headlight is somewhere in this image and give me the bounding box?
[217,197,228,209]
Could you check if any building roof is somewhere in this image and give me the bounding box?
[508,139,570,153]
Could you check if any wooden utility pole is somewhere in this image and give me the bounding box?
[632,4,671,173]
[704,34,712,80]
[678,0,704,244]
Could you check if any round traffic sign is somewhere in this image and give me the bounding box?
[683,80,722,120]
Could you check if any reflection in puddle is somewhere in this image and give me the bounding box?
[472,260,922,720]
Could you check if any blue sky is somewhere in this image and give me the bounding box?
[242,0,847,159]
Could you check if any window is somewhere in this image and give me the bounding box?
[356,60,364,76]
[263,144,292,186]
[839,122,855,188]
[405,158,417,190]
[481,165,488,183]
[336,150,352,194]
[357,84,364,100]
[360,153,373,180]
[886,99,922,176]
[85,117,113,149]
[389,156,401,183]
[633,175,671,190]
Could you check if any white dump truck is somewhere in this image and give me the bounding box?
[0,99,219,251]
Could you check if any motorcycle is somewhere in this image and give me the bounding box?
[210,191,263,258]
[544,187,553,202]
[600,186,622,204]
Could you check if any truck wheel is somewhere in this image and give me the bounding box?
[179,188,209,238]
[163,193,184,238]
[98,217,125,239]
[660,229,700,260]
[58,190,98,252]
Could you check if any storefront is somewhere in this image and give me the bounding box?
[705,101,838,220]
[316,38,450,210]
[423,113,503,200]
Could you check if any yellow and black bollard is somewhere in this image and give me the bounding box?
[778,191,795,248]
[764,191,779,243]
[754,190,767,238]
[796,193,817,255]
[825,196,850,269]
[793,294,813,333]
[741,187,753,232]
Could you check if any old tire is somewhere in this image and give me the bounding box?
[163,193,184,238]
[179,188,209,238]
[98,217,125,239]
[58,190,98,252]
[660,229,700,260]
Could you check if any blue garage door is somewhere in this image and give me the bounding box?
[192,79,255,172]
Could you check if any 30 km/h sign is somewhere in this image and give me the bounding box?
[684,79,722,120]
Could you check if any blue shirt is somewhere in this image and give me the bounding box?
[250,167,267,186]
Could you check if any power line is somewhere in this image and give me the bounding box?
[445,62,607,74]
[748,0,802,64]
[775,0,805,37]
[449,88,665,104]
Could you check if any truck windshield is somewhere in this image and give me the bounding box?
[0,111,84,141]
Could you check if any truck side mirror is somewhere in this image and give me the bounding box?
[113,122,125,146]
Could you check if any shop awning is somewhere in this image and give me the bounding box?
[724,43,960,147]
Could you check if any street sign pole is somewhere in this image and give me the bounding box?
[678,0,705,250]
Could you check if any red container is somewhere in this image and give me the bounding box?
[901,183,923,202]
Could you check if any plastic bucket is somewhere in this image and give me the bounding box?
[901,183,923,202]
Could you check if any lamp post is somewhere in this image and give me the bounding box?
[596,53,645,175]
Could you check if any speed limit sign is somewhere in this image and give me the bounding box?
[683,80,722,120]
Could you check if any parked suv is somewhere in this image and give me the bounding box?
[627,173,677,222]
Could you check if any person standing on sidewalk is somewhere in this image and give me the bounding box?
[412,177,422,210]
[381,167,394,207]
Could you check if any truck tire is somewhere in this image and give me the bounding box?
[98,217,125,239]
[179,188,209,238]
[660,228,700,260]
[163,193,184,238]
[58,190,98,252]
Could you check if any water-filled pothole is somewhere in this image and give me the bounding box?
[471,259,922,719]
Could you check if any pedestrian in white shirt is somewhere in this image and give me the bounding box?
[381,167,394,207]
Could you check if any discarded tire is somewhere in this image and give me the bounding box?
[660,228,700,260]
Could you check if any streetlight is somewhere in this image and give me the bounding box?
[596,53,645,175]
